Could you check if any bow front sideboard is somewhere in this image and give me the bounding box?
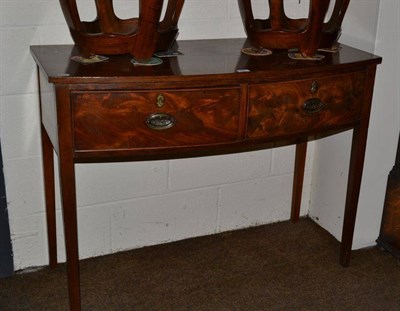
[30,38,381,310]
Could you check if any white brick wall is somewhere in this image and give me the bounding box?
[0,0,384,270]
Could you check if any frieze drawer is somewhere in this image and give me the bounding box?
[73,87,241,151]
[247,72,366,140]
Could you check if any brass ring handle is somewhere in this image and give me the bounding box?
[146,113,176,130]
[303,98,325,114]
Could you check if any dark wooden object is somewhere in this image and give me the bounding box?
[59,0,185,59]
[31,38,381,310]
[238,0,350,56]
[0,143,13,278]
[377,134,400,259]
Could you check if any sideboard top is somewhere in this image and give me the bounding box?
[31,38,381,85]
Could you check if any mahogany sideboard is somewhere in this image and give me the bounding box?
[30,38,381,310]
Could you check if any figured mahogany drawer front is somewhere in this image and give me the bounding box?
[72,88,241,151]
[247,72,366,139]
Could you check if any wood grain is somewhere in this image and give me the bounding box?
[247,71,365,139]
[73,88,241,151]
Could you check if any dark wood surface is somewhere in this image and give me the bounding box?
[0,144,13,278]
[58,0,184,59]
[247,71,365,139]
[377,134,400,259]
[72,87,242,151]
[31,38,381,310]
[31,39,380,83]
[238,0,350,57]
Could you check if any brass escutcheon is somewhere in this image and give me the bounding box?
[156,94,165,108]
[310,81,318,94]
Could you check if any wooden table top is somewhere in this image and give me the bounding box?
[30,38,381,85]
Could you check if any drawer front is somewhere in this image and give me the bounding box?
[247,72,366,139]
[73,87,241,151]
